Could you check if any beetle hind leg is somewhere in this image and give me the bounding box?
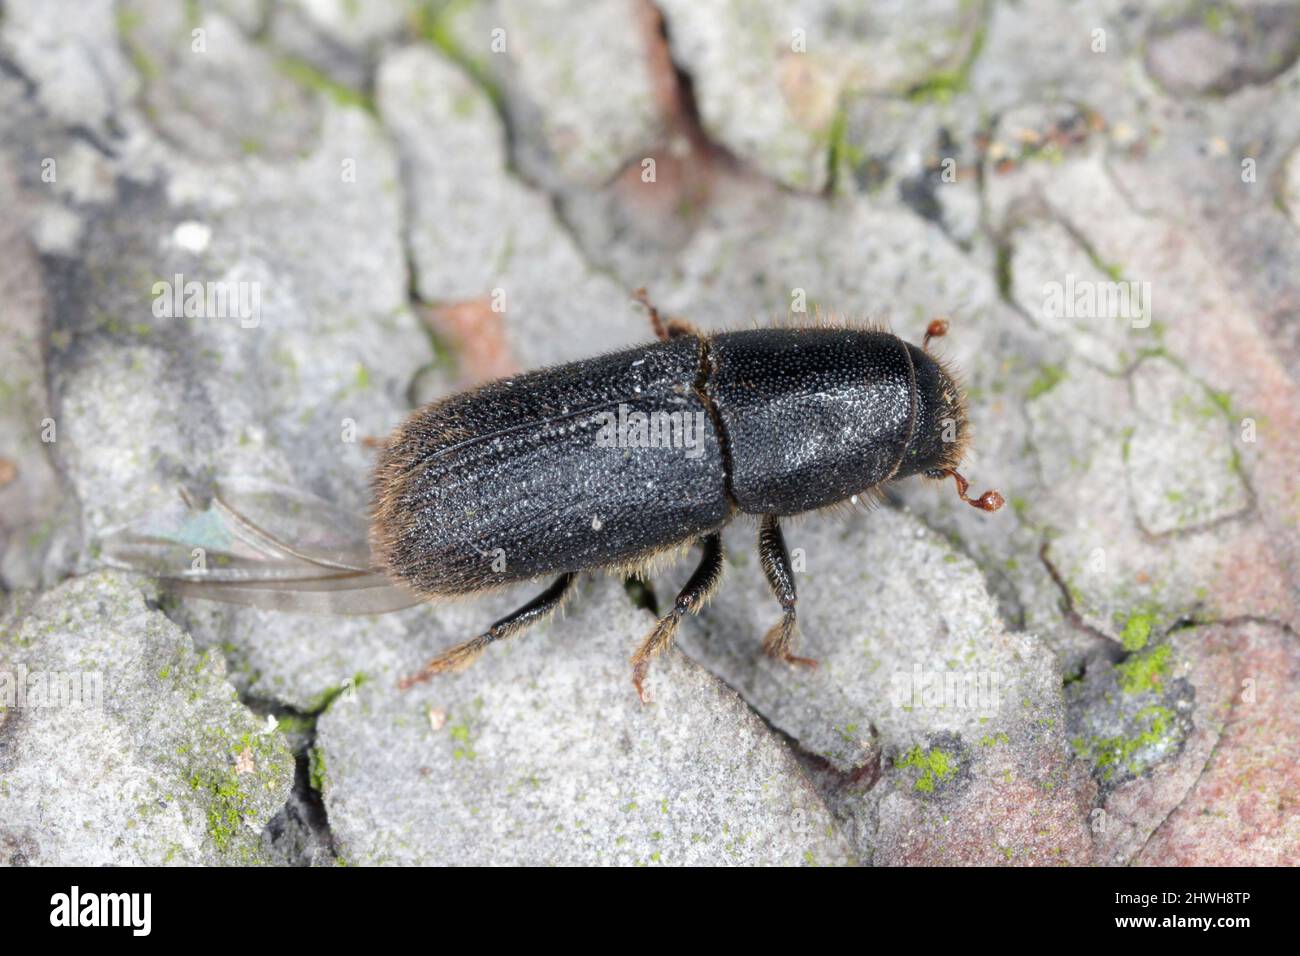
[397,572,578,690]
[758,515,818,669]
[630,533,724,703]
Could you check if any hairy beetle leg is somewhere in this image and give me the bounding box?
[758,515,819,669]
[630,616,678,705]
[934,467,1005,513]
[630,533,724,703]
[762,611,818,669]
[397,572,577,690]
[633,287,700,342]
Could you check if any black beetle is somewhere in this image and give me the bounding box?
[374,293,1003,701]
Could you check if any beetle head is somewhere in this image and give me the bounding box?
[896,345,968,478]
[899,344,1003,512]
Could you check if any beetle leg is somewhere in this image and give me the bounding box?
[758,515,818,669]
[397,572,578,690]
[632,287,699,341]
[630,533,724,703]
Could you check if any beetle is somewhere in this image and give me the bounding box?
[372,293,1003,702]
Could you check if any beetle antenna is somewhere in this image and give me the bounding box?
[633,287,669,341]
[923,318,949,352]
[939,468,1004,512]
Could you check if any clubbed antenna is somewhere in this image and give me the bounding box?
[923,318,949,352]
[938,467,1004,512]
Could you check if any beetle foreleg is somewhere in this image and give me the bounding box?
[397,572,578,690]
[630,533,724,703]
[757,515,818,669]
